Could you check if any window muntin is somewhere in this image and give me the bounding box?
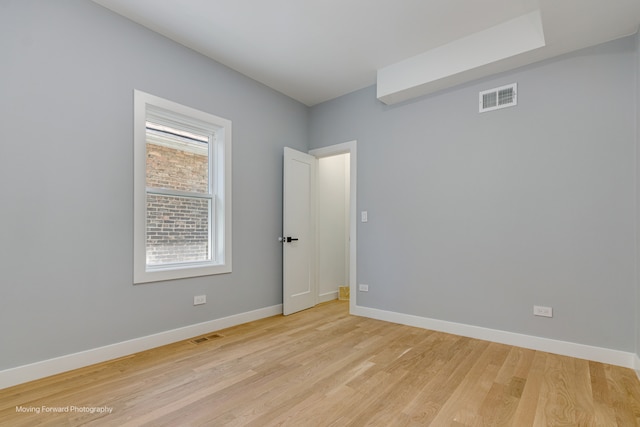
[134,90,231,283]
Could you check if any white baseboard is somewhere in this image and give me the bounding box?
[0,304,282,390]
[318,291,339,304]
[4,303,635,390]
[352,305,636,369]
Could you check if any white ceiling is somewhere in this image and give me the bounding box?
[91,0,640,106]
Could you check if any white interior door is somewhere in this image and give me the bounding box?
[283,147,317,315]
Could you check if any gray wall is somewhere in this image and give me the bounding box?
[310,36,637,352]
[1,0,638,373]
[0,0,308,370]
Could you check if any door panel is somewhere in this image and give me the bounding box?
[283,147,316,315]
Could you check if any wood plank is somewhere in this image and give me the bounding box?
[2,300,640,426]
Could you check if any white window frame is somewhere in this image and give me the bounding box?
[133,90,232,283]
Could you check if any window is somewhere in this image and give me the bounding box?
[134,90,231,283]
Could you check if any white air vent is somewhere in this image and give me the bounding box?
[479,83,517,113]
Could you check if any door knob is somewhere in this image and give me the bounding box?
[279,236,299,243]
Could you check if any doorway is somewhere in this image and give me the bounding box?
[317,153,350,304]
[310,141,357,314]
[282,141,357,315]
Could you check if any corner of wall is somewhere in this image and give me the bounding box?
[635,30,640,361]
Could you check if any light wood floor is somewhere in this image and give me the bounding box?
[2,300,640,426]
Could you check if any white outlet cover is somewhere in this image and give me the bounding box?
[533,305,552,317]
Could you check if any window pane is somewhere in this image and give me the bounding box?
[146,194,211,266]
[146,122,209,193]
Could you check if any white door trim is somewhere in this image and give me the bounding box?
[309,141,357,314]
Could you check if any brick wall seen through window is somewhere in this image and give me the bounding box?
[145,143,210,265]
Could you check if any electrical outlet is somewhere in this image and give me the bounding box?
[359,284,369,292]
[533,305,552,317]
[194,295,207,305]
